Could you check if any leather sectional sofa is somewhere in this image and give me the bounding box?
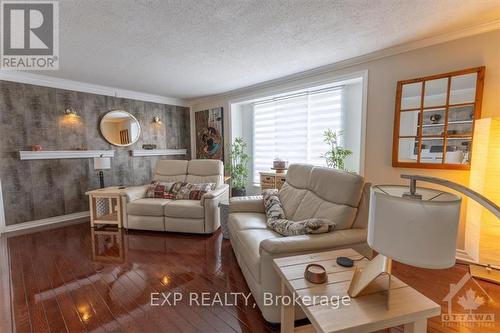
[121,159,229,234]
[228,163,372,323]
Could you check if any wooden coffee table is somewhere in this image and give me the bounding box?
[273,248,441,333]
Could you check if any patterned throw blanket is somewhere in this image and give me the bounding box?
[262,189,335,236]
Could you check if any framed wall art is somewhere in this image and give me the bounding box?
[392,67,485,170]
[195,107,224,160]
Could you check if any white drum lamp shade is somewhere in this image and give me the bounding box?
[348,184,462,297]
[94,157,111,170]
[368,185,461,269]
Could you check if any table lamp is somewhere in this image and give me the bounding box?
[348,173,500,297]
[348,183,462,297]
[93,156,111,189]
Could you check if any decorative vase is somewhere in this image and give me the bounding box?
[32,144,42,151]
[231,188,246,197]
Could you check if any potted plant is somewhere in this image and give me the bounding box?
[226,137,250,197]
[321,129,352,171]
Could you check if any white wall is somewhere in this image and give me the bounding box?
[343,81,363,172]
[190,30,500,249]
[230,103,258,194]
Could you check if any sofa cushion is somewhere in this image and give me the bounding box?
[308,167,364,207]
[278,182,307,218]
[228,212,268,232]
[127,198,171,217]
[146,181,176,199]
[234,229,280,282]
[292,190,357,230]
[175,182,216,200]
[164,200,204,218]
[278,164,365,229]
[264,189,335,236]
[285,164,313,189]
[153,160,188,182]
[186,159,224,187]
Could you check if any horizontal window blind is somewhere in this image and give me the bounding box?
[253,87,344,183]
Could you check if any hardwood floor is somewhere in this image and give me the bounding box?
[0,221,498,333]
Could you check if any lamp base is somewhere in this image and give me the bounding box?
[348,254,392,297]
[99,171,105,189]
[470,264,500,285]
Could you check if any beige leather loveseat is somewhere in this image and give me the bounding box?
[122,159,228,233]
[228,164,371,323]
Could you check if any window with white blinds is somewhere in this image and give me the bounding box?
[252,87,344,183]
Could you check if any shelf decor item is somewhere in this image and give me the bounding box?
[272,158,288,173]
[429,114,441,124]
[142,144,157,150]
[393,67,485,169]
[304,263,327,284]
[31,144,42,151]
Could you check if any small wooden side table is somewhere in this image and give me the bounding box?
[273,248,441,333]
[86,187,126,228]
[91,227,127,263]
[260,171,287,192]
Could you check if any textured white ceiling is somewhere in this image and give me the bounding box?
[43,0,500,99]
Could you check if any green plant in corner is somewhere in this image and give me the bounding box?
[321,129,352,171]
[226,137,250,196]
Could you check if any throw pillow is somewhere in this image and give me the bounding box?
[175,182,216,200]
[263,189,335,236]
[146,181,176,199]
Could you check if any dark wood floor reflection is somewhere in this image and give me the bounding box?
[4,222,275,333]
[2,221,499,333]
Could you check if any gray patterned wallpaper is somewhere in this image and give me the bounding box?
[0,80,190,226]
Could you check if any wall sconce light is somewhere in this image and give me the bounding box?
[153,116,162,124]
[64,108,79,117]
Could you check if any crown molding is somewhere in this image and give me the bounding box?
[0,71,188,107]
[188,20,500,105]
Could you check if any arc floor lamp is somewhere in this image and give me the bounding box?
[348,118,500,297]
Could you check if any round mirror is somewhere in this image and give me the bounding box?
[100,110,141,146]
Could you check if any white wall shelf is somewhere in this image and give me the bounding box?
[130,149,187,157]
[19,150,115,160]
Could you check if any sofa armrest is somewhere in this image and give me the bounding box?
[259,229,368,255]
[202,184,229,233]
[201,184,229,205]
[120,185,148,202]
[229,195,264,213]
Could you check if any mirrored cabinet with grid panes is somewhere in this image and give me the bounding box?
[392,67,485,169]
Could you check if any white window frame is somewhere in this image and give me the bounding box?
[228,70,368,190]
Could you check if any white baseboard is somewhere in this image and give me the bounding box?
[0,211,89,234]
[456,248,477,263]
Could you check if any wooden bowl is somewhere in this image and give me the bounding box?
[304,263,327,284]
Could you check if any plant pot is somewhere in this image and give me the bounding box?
[231,187,246,197]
